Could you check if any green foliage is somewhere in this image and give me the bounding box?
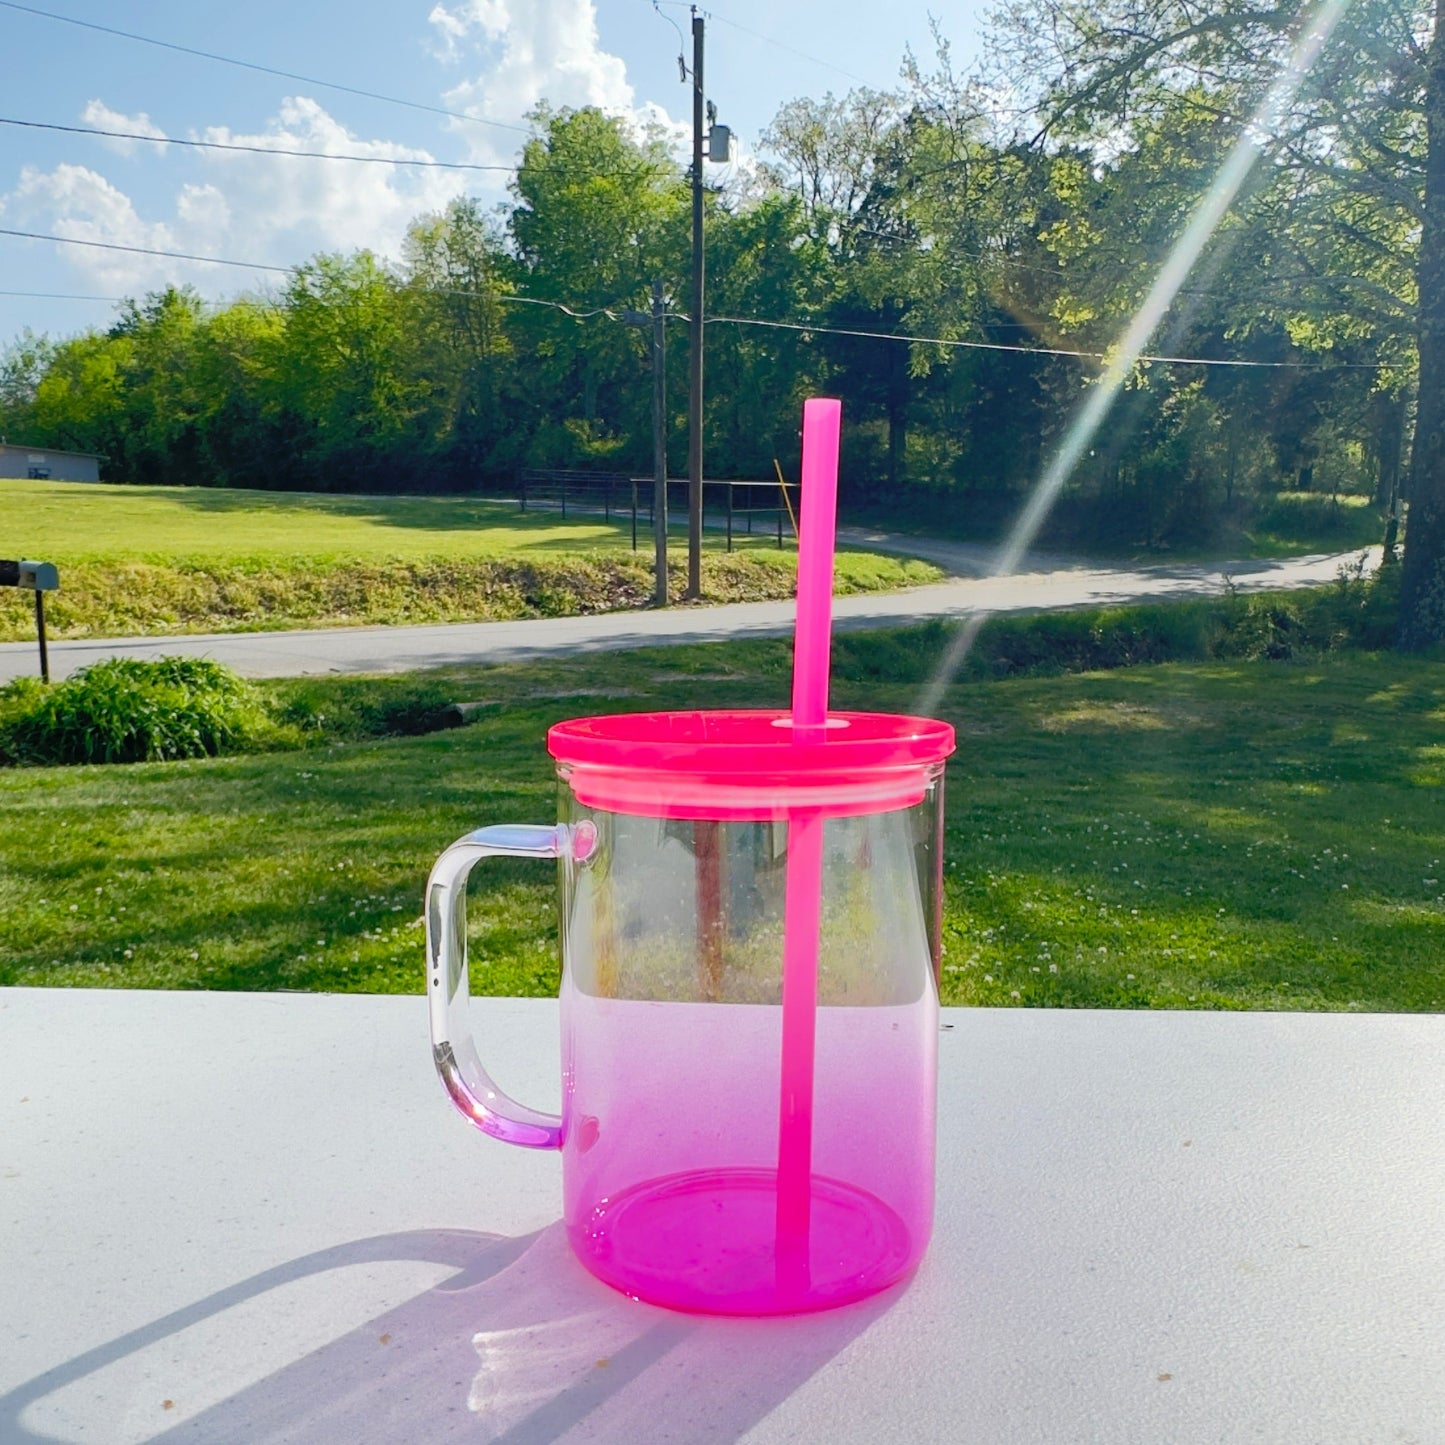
[0,658,274,766]
[832,570,1399,685]
[1216,557,1401,661]
[1250,493,1388,555]
[269,675,462,742]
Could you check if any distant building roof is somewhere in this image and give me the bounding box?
[0,441,107,461]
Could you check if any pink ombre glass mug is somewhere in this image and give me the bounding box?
[426,709,955,1315]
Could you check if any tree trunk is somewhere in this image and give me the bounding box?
[887,351,908,492]
[1371,392,1404,507]
[887,401,906,491]
[1400,0,1445,648]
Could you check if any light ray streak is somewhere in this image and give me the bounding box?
[914,0,1352,717]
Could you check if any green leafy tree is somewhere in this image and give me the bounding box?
[987,0,1442,636]
[26,329,131,463]
[508,106,688,468]
[189,299,285,490]
[107,287,209,485]
[267,252,427,490]
[0,329,57,442]
[403,197,516,482]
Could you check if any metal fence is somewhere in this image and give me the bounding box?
[517,470,796,552]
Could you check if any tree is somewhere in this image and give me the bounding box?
[703,195,833,478]
[0,329,57,440]
[108,287,209,485]
[26,329,131,463]
[507,106,688,468]
[989,0,1443,641]
[268,253,427,490]
[761,86,936,489]
[403,197,515,482]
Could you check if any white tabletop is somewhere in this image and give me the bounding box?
[2,989,1443,1444]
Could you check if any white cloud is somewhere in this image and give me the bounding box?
[80,100,168,157]
[428,0,507,59]
[430,0,638,164]
[4,4,685,302]
[1,99,468,296]
[175,182,231,237]
[629,100,690,162]
[196,97,465,256]
[1,163,220,292]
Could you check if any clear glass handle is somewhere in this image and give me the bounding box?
[426,823,585,1150]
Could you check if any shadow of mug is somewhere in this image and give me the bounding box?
[4,1224,896,1444]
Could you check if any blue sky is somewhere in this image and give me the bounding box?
[0,0,990,345]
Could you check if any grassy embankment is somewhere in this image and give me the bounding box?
[0,481,939,640]
[1,621,1440,1011]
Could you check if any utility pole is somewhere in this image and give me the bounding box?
[687,7,705,600]
[651,280,668,606]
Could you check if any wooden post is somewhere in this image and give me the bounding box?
[34,591,49,684]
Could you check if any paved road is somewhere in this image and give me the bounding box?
[0,543,1378,684]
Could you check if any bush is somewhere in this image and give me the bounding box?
[269,675,461,742]
[1215,555,1398,661]
[958,604,1215,679]
[0,657,275,766]
[841,566,1402,689]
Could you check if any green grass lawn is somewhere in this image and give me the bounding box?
[2,481,670,561]
[1225,491,1387,560]
[1,632,1440,1011]
[0,481,939,639]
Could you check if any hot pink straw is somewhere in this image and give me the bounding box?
[790,398,841,739]
[776,398,841,1291]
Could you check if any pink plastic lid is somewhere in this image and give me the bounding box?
[547,710,955,820]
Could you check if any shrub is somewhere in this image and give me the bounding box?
[269,676,461,741]
[0,657,274,766]
[969,604,1215,679]
[1214,555,1399,660]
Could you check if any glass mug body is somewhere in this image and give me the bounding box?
[426,709,954,1317]
[553,769,943,1315]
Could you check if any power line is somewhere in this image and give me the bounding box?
[651,0,870,87]
[852,221,1408,314]
[0,115,677,182]
[0,116,517,172]
[0,288,121,301]
[0,227,1383,367]
[0,227,289,274]
[709,12,871,88]
[0,0,529,136]
[0,229,632,319]
[3,108,688,190]
[701,312,1383,369]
